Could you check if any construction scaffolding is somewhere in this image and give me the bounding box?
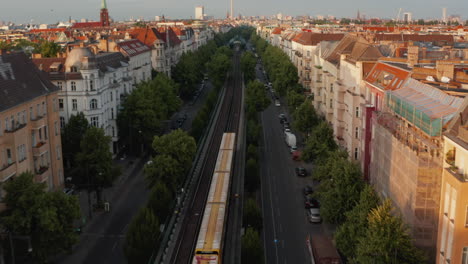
[385,78,464,137]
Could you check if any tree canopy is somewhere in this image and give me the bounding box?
[62,112,89,169]
[124,207,160,264]
[241,227,264,264]
[1,172,80,262]
[355,200,425,264]
[240,51,257,82]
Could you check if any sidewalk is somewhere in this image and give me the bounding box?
[77,154,144,231]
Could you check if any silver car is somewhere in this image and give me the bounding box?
[308,208,321,223]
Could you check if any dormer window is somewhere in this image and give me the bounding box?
[90,80,94,91]
[70,66,78,72]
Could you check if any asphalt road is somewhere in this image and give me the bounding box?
[256,60,330,264]
[58,160,149,264]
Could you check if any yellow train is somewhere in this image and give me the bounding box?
[193,133,236,264]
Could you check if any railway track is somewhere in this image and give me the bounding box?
[170,47,243,264]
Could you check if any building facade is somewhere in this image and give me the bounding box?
[0,52,64,205]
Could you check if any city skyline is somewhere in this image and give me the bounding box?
[1,0,466,24]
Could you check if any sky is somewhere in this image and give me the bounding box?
[0,0,466,24]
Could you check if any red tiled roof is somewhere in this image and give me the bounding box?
[72,22,102,29]
[32,58,66,73]
[117,39,151,57]
[271,27,282,35]
[157,27,182,47]
[292,32,344,46]
[365,61,411,91]
[131,27,165,48]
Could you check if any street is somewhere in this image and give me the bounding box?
[257,61,334,264]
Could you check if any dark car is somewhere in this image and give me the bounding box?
[283,122,290,129]
[305,197,320,209]
[295,167,307,177]
[303,185,313,195]
[278,113,286,120]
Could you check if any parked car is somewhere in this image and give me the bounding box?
[284,128,291,133]
[292,150,302,161]
[307,208,322,223]
[290,145,298,153]
[275,100,281,107]
[305,197,320,209]
[278,113,286,120]
[295,167,307,177]
[283,122,290,129]
[303,185,314,195]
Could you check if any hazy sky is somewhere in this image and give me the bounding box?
[1,0,466,24]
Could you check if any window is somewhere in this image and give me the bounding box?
[6,149,12,164]
[71,81,76,91]
[42,101,46,115]
[60,117,65,128]
[54,122,59,136]
[355,107,360,118]
[53,99,57,112]
[5,118,9,131]
[59,99,64,110]
[22,110,26,124]
[32,130,36,147]
[72,99,77,110]
[44,126,48,140]
[57,81,63,90]
[112,126,115,137]
[30,107,34,120]
[37,104,40,117]
[111,108,114,119]
[354,147,359,160]
[329,99,333,109]
[466,206,468,227]
[90,80,94,90]
[330,83,333,92]
[70,66,77,72]
[90,116,99,127]
[17,144,26,162]
[355,127,360,139]
[110,92,113,102]
[56,146,61,160]
[90,99,98,110]
[462,247,468,264]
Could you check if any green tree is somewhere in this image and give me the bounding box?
[245,80,270,114]
[206,48,231,89]
[335,185,380,260]
[124,207,160,264]
[243,198,263,231]
[355,200,425,264]
[62,112,89,169]
[147,182,173,221]
[241,228,264,264]
[293,100,318,135]
[1,172,80,262]
[301,121,337,162]
[315,157,364,224]
[240,51,257,82]
[246,120,261,146]
[247,144,258,160]
[37,40,61,58]
[75,127,119,205]
[152,129,196,172]
[245,158,260,193]
[145,154,183,192]
[286,89,305,110]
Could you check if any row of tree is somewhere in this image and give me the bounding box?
[190,46,233,141]
[124,130,197,263]
[0,39,62,57]
[117,74,182,154]
[241,41,270,263]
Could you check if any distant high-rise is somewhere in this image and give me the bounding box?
[195,6,204,20]
[442,7,447,23]
[403,12,412,23]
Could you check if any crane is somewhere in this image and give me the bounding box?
[396,8,402,23]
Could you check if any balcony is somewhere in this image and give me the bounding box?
[31,115,46,129]
[32,142,48,156]
[445,167,468,182]
[4,123,26,133]
[0,162,16,182]
[35,166,50,182]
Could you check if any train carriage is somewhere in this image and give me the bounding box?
[193,133,236,264]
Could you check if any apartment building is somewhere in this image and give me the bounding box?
[33,47,133,154]
[369,78,465,259]
[437,98,468,264]
[0,52,64,205]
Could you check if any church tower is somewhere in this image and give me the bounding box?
[100,0,110,26]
